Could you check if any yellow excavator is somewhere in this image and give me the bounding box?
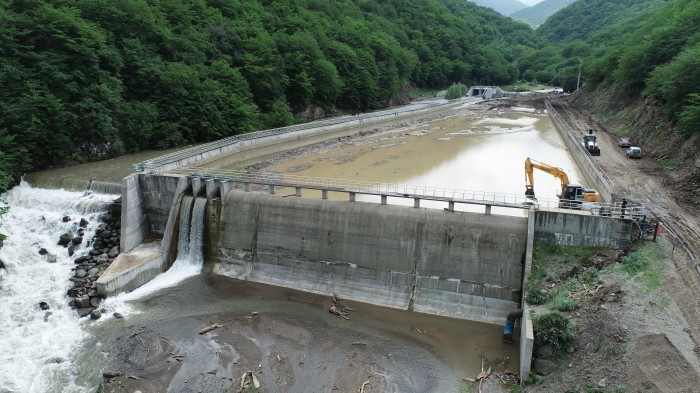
[525,158,600,205]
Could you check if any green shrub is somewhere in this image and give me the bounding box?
[550,291,576,312]
[526,288,548,305]
[445,83,468,99]
[532,311,575,353]
[622,252,647,274]
[579,269,599,285]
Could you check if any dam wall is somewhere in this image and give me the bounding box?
[208,191,527,324]
[534,210,633,249]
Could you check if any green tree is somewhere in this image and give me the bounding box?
[677,94,700,135]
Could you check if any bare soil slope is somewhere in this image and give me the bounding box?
[535,96,700,392]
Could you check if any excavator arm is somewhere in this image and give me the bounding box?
[524,157,570,197]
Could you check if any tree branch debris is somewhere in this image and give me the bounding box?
[329,294,355,320]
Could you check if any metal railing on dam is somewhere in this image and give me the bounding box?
[166,167,647,218]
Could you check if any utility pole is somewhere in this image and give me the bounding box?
[576,58,583,91]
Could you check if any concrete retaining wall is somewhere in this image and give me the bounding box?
[121,174,148,254]
[154,101,469,171]
[209,191,527,324]
[534,210,633,248]
[547,102,616,202]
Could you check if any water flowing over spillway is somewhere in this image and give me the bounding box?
[0,183,118,393]
[101,195,207,311]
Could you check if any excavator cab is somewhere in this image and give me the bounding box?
[558,184,600,209]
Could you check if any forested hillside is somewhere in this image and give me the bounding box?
[0,0,542,188]
[537,0,663,42]
[2,0,698,191]
[555,0,700,134]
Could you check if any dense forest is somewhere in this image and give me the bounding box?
[1,0,699,191]
[0,0,540,188]
[535,0,700,134]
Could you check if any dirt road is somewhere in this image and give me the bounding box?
[548,98,700,391]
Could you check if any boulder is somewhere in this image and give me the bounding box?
[108,246,120,258]
[108,202,121,216]
[75,269,87,278]
[38,247,49,255]
[74,255,90,264]
[76,307,94,318]
[535,344,554,359]
[72,236,83,245]
[67,245,76,257]
[58,233,73,247]
[79,218,89,228]
[62,215,71,222]
[90,309,102,320]
[46,254,57,263]
[113,312,123,319]
[39,301,50,310]
[90,297,101,308]
[0,258,5,270]
[533,359,557,375]
[75,297,91,308]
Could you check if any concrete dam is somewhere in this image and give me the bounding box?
[96,98,639,382]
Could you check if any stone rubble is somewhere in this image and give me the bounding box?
[60,197,122,319]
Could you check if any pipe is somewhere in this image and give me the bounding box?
[502,309,523,343]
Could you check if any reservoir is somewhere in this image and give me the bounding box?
[241,104,584,213]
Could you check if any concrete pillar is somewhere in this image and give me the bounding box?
[269,185,275,194]
[381,195,388,205]
[191,177,203,196]
[485,205,492,215]
[219,180,231,201]
[244,182,250,192]
[120,173,148,254]
[205,179,218,202]
[448,201,454,211]
[414,198,420,208]
[322,189,328,199]
[296,187,302,197]
[349,192,356,202]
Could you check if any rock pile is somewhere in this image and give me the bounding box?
[63,198,121,320]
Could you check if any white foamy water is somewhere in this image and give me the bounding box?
[0,183,118,393]
[100,196,207,316]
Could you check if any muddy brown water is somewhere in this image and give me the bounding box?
[244,106,584,212]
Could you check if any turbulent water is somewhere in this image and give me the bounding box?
[0,188,208,392]
[100,195,208,316]
[0,183,119,393]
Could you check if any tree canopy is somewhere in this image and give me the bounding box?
[0,0,542,184]
[3,0,698,188]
